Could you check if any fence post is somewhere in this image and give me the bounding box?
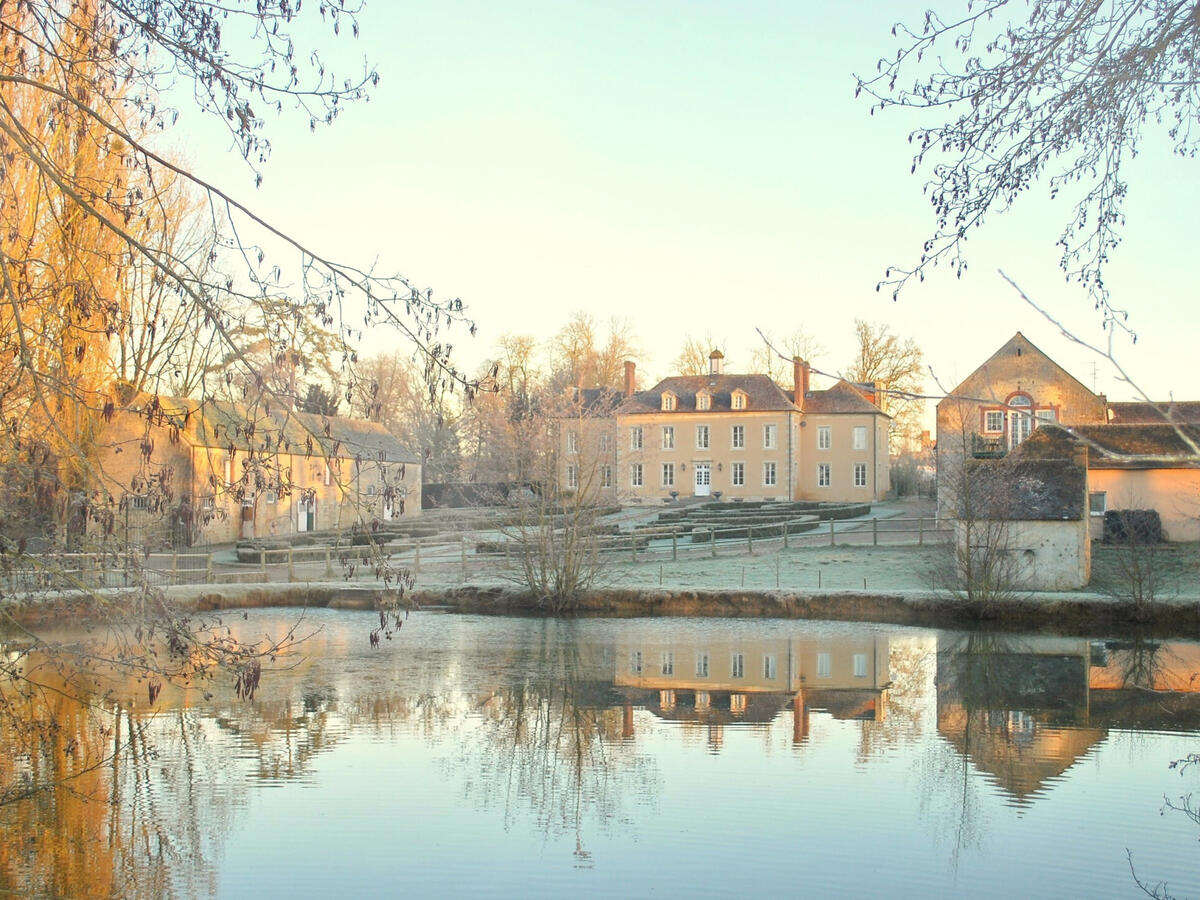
[206,552,213,584]
[747,528,753,555]
[873,517,878,547]
[172,552,178,585]
[325,545,334,578]
[829,519,835,546]
[260,548,266,578]
[783,520,789,549]
[919,517,924,546]
[414,541,421,573]
[287,547,296,582]
[671,533,677,561]
[711,529,717,558]
[631,535,637,563]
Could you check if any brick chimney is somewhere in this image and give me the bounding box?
[709,350,724,377]
[793,357,810,405]
[623,360,636,398]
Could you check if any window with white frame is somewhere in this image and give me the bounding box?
[566,464,578,489]
[1036,408,1058,426]
[599,432,610,452]
[631,463,644,487]
[763,654,777,679]
[695,652,710,678]
[817,425,831,450]
[662,463,675,487]
[853,425,867,450]
[817,463,831,487]
[224,456,234,488]
[264,489,279,504]
[601,465,612,488]
[984,410,1004,433]
[763,424,777,449]
[1089,491,1107,516]
[696,425,710,449]
[731,461,745,486]
[731,425,745,449]
[630,650,643,675]
[661,392,676,411]
[816,652,832,678]
[854,463,867,488]
[763,461,777,486]
[732,391,746,410]
[630,426,644,450]
[662,426,675,450]
[566,430,578,453]
[661,652,674,676]
[730,693,747,713]
[697,392,711,411]
[731,652,745,679]
[324,463,332,486]
[853,653,868,678]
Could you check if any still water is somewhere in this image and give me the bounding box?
[5,609,1200,898]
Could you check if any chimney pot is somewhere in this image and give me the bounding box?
[623,360,636,398]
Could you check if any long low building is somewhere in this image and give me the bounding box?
[95,395,421,546]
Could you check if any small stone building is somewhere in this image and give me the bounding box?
[955,427,1090,590]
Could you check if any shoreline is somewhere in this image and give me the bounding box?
[6,581,1192,639]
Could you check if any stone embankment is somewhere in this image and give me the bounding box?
[7,579,1200,637]
[12,581,1187,638]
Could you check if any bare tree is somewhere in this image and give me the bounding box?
[672,332,727,377]
[348,350,463,483]
[502,393,617,612]
[751,328,823,383]
[858,1,1200,330]
[845,319,925,451]
[0,0,477,804]
[936,398,1021,618]
[549,312,640,392]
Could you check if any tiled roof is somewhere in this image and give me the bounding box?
[291,411,418,464]
[963,455,1087,520]
[1106,401,1200,425]
[561,387,625,418]
[619,374,798,414]
[801,380,889,416]
[127,396,416,463]
[1071,424,1200,468]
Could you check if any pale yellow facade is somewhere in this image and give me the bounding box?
[558,358,892,505]
[796,412,892,501]
[618,409,801,503]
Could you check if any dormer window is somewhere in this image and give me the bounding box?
[696,391,711,411]
[661,391,677,411]
[731,390,747,410]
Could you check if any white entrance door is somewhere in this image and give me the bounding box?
[694,463,711,496]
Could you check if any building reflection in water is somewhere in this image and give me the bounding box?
[935,633,1200,803]
[612,631,893,748]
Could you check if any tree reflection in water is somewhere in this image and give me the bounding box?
[453,620,660,866]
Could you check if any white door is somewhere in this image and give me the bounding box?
[1009,411,1032,450]
[694,463,711,496]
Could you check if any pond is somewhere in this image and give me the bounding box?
[4,609,1200,898]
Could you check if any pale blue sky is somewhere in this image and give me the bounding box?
[176,2,1199,406]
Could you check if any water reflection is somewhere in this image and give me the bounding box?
[3,612,1200,896]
